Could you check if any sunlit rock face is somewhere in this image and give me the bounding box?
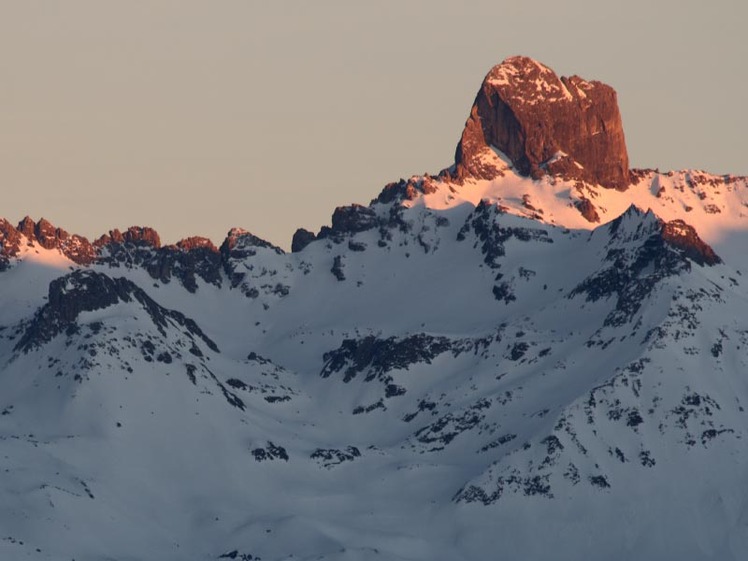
[454,56,630,189]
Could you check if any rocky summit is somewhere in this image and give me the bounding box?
[1,58,748,561]
[453,56,630,189]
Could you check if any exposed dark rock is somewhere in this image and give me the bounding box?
[414,399,491,451]
[17,216,36,240]
[576,198,600,223]
[15,270,218,353]
[329,204,378,235]
[218,550,256,561]
[220,228,283,257]
[348,240,366,252]
[458,199,553,269]
[589,475,611,489]
[123,226,161,248]
[639,450,656,467]
[321,334,452,383]
[226,378,248,390]
[571,206,720,327]
[33,218,60,250]
[660,219,721,266]
[373,176,440,205]
[59,234,97,265]
[2,216,295,294]
[96,230,222,292]
[402,399,438,423]
[330,255,345,281]
[310,446,361,468]
[175,237,217,252]
[352,399,386,415]
[218,228,284,291]
[493,282,516,304]
[456,472,553,504]
[251,442,288,462]
[453,56,630,189]
[480,433,517,452]
[156,351,172,363]
[0,219,23,270]
[5,217,96,265]
[291,228,316,252]
[93,229,124,246]
[148,240,222,293]
[384,383,406,398]
[95,226,161,249]
[509,342,529,361]
[608,206,720,266]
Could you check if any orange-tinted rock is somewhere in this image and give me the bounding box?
[454,56,630,190]
[576,198,600,223]
[17,216,36,240]
[0,219,22,269]
[122,226,161,248]
[34,218,60,250]
[661,219,721,266]
[10,216,96,264]
[175,237,218,252]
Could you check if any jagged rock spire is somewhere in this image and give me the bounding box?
[454,56,630,189]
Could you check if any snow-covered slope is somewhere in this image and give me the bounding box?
[388,153,748,268]
[2,56,748,560]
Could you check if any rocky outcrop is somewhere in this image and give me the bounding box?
[15,270,218,352]
[575,198,601,223]
[291,228,316,253]
[313,204,381,244]
[1,216,289,294]
[330,205,379,235]
[374,176,440,205]
[95,226,161,249]
[604,206,720,267]
[219,228,283,258]
[32,218,61,250]
[320,334,452,384]
[147,239,222,293]
[453,56,630,189]
[219,228,284,290]
[7,217,96,265]
[0,219,23,270]
[16,216,36,240]
[571,206,721,328]
[660,219,721,266]
[175,236,217,252]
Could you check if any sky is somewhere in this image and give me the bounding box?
[1,1,746,249]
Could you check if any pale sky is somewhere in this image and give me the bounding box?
[1,1,746,249]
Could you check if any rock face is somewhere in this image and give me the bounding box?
[15,269,219,353]
[660,219,721,266]
[0,219,23,270]
[453,56,630,189]
[95,226,161,249]
[291,228,316,253]
[3,217,96,265]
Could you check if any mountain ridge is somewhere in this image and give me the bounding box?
[2,56,748,561]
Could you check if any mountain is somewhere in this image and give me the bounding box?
[2,56,748,561]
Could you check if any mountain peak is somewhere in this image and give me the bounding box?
[484,56,566,98]
[453,56,630,190]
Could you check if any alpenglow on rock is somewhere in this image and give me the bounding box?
[453,56,630,189]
